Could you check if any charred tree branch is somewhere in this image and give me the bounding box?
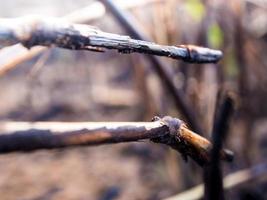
[204,94,235,200]
[0,16,222,64]
[0,116,232,166]
[101,0,204,133]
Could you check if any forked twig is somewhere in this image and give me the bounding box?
[0,2,105,76]
[0,1,162,76]
[0,116,232,166]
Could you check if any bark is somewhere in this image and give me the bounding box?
[0,116,232,166]
[0,16,222,63]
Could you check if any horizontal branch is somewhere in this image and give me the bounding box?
[0,116,233,166]
[0,16,222,63]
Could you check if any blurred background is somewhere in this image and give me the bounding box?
[0,0,267,199]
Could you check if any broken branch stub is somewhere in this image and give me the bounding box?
[0,17,222,63]
[152,116,233,166]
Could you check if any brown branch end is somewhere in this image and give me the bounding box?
[151,116,233,166]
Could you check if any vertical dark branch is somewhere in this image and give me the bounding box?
[204,93,235,200]
[101,0,203,134]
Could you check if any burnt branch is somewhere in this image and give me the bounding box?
[204,93,235,200]
[101,0,204,133]
[0,116,232,166]
[0,16,222,64]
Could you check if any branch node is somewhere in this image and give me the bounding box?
[151,116,189,162]
[160,116,183,137]
[150,116,233,166]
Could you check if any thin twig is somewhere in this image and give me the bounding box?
[0,45,46,76]
[0,116,232,166]
[0,17,222,64]
[101,0,205,133]
[164,162,267,200]
[204,93,235,200]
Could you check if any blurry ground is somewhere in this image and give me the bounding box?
[0,145,176,200]
[1,0,267,200]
